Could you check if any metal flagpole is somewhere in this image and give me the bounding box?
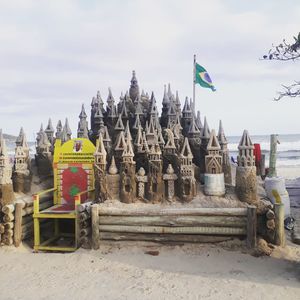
[193,54,196,112]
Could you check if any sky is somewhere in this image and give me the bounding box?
[0,0,299,140]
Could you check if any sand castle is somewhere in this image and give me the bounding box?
[0,71,284,251]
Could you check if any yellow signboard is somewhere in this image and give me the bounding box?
[53,138,96,163]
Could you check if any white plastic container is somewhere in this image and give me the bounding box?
[264,177,290,217]
[204,173,225,196]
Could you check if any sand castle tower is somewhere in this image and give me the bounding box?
[13,128,32,193]
[179,137,196,201]
[204,129,225,196]
[218,120,232,185]
[0,130,14,205]
[235,130,257,204]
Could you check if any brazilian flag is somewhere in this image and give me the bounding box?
[195,63,216,91]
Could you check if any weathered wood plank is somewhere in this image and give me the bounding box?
[100,232,235,243]
[99,215,247,227]
[13,202,23,247]
[91,204,100,250]
[246,206,257,248]
[99,225,246,235]
[98,206,247,217]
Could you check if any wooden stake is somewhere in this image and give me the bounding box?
[274,203,285,246]
[14,202,23,247]
[246,205,257,248]
[91,204,100,250]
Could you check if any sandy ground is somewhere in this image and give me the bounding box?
[0,239,299,300]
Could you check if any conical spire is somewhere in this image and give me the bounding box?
[132,114,142,130]
[200,117,210,140]
[196,111,203,130]
[182,97,191,113]
[129,70,139,101]
[102,126,111,143]
[207,129,221,151]
[141,131,149,153]
[134,126,143,148]
[218,120,227,145]
[124,121,133,143]
[115,131,127,151]
[188,115,200,135]
[82,123,89,139]
[162,85,170,104]
[95,133,107,158]
[16,127,28,148]
[64,118,72,137]
[122,140,135,158]
[114,114,125,131]
[45,118,54,132]
[238,130,254,150]
[180,137,193,159]
[107,87,115,107]
[79,104,87,119]
[135,100,143,116]
[0,129,8,156]
[108,156,118,175]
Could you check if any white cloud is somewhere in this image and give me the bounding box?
[0,0,299,138]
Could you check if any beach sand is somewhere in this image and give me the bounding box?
[0,240,299,300]
[0,170,299,300]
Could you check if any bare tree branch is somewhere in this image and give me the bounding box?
[263,32,300,61]
[274,81,300,101]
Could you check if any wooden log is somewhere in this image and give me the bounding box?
[79,211,90,222]
[80,227,91,237]
[4,229,13,237]
[4,222,14,230]
[274,203,285,246]
[246,205,257,248]
[91,204,100,250]
[0,224,5,234]
[3,236,13,245]
[266,209,275,220]
[2,204,15,214]
[99,225,246,235]
[14,202,23,247]
[98,206,248,217]
[100,232,235,243]
[266,219,275,230]
[24,200,52,215]
[3,213,14,223]
[99,215,247,228]
[268,134,279,178]
[80,220,90,228]
[78,201,92,213]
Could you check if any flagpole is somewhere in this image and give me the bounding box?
[193,54,196,113]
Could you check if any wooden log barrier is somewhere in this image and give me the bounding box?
[13,202,23,247]
[91,204,100,250]
[274,203,285,246]
[246,205,257,248]
[94,205,258,247]
[2,204,15,214]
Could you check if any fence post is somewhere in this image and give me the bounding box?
[274,203,285,246]
[246,205,257,248]
[91,204,100,250]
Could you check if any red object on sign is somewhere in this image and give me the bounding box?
[254,143,261,164]
[61,166,88,204]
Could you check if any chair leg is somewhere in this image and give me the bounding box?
[34,218,40,251]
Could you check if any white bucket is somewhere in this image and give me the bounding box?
[264,177,290,217]
[204,173,225,196]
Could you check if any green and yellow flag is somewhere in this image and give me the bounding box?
[195,63,216,91]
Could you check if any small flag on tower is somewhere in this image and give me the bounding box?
[195,63,216,91]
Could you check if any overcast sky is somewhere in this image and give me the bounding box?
[0,0,299,140]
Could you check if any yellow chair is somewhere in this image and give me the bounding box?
[33,138,96,252]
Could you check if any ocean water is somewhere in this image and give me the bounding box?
[5,134,300,167]
[228,134,300,167]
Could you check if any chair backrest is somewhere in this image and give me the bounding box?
[53,138,96,205]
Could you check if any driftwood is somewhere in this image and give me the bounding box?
[266,210,275,220]
[4,222,14,230]
[91,204,100,250]
[79,212,90,222]
[23,200,52,215]
[100,232,234,243]
[2,204,15,214]
[99,225,246,235]
[78,201,92,213]
[99,215,247,228]
[266,219,275,230]
[13,202,23,247]
[246,205,257,248]
[98,207,247,216]
[3,213,14,223]
[274,203,285,246]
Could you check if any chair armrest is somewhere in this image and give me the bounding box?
[74,188,95,206]
[33,187,57,214]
